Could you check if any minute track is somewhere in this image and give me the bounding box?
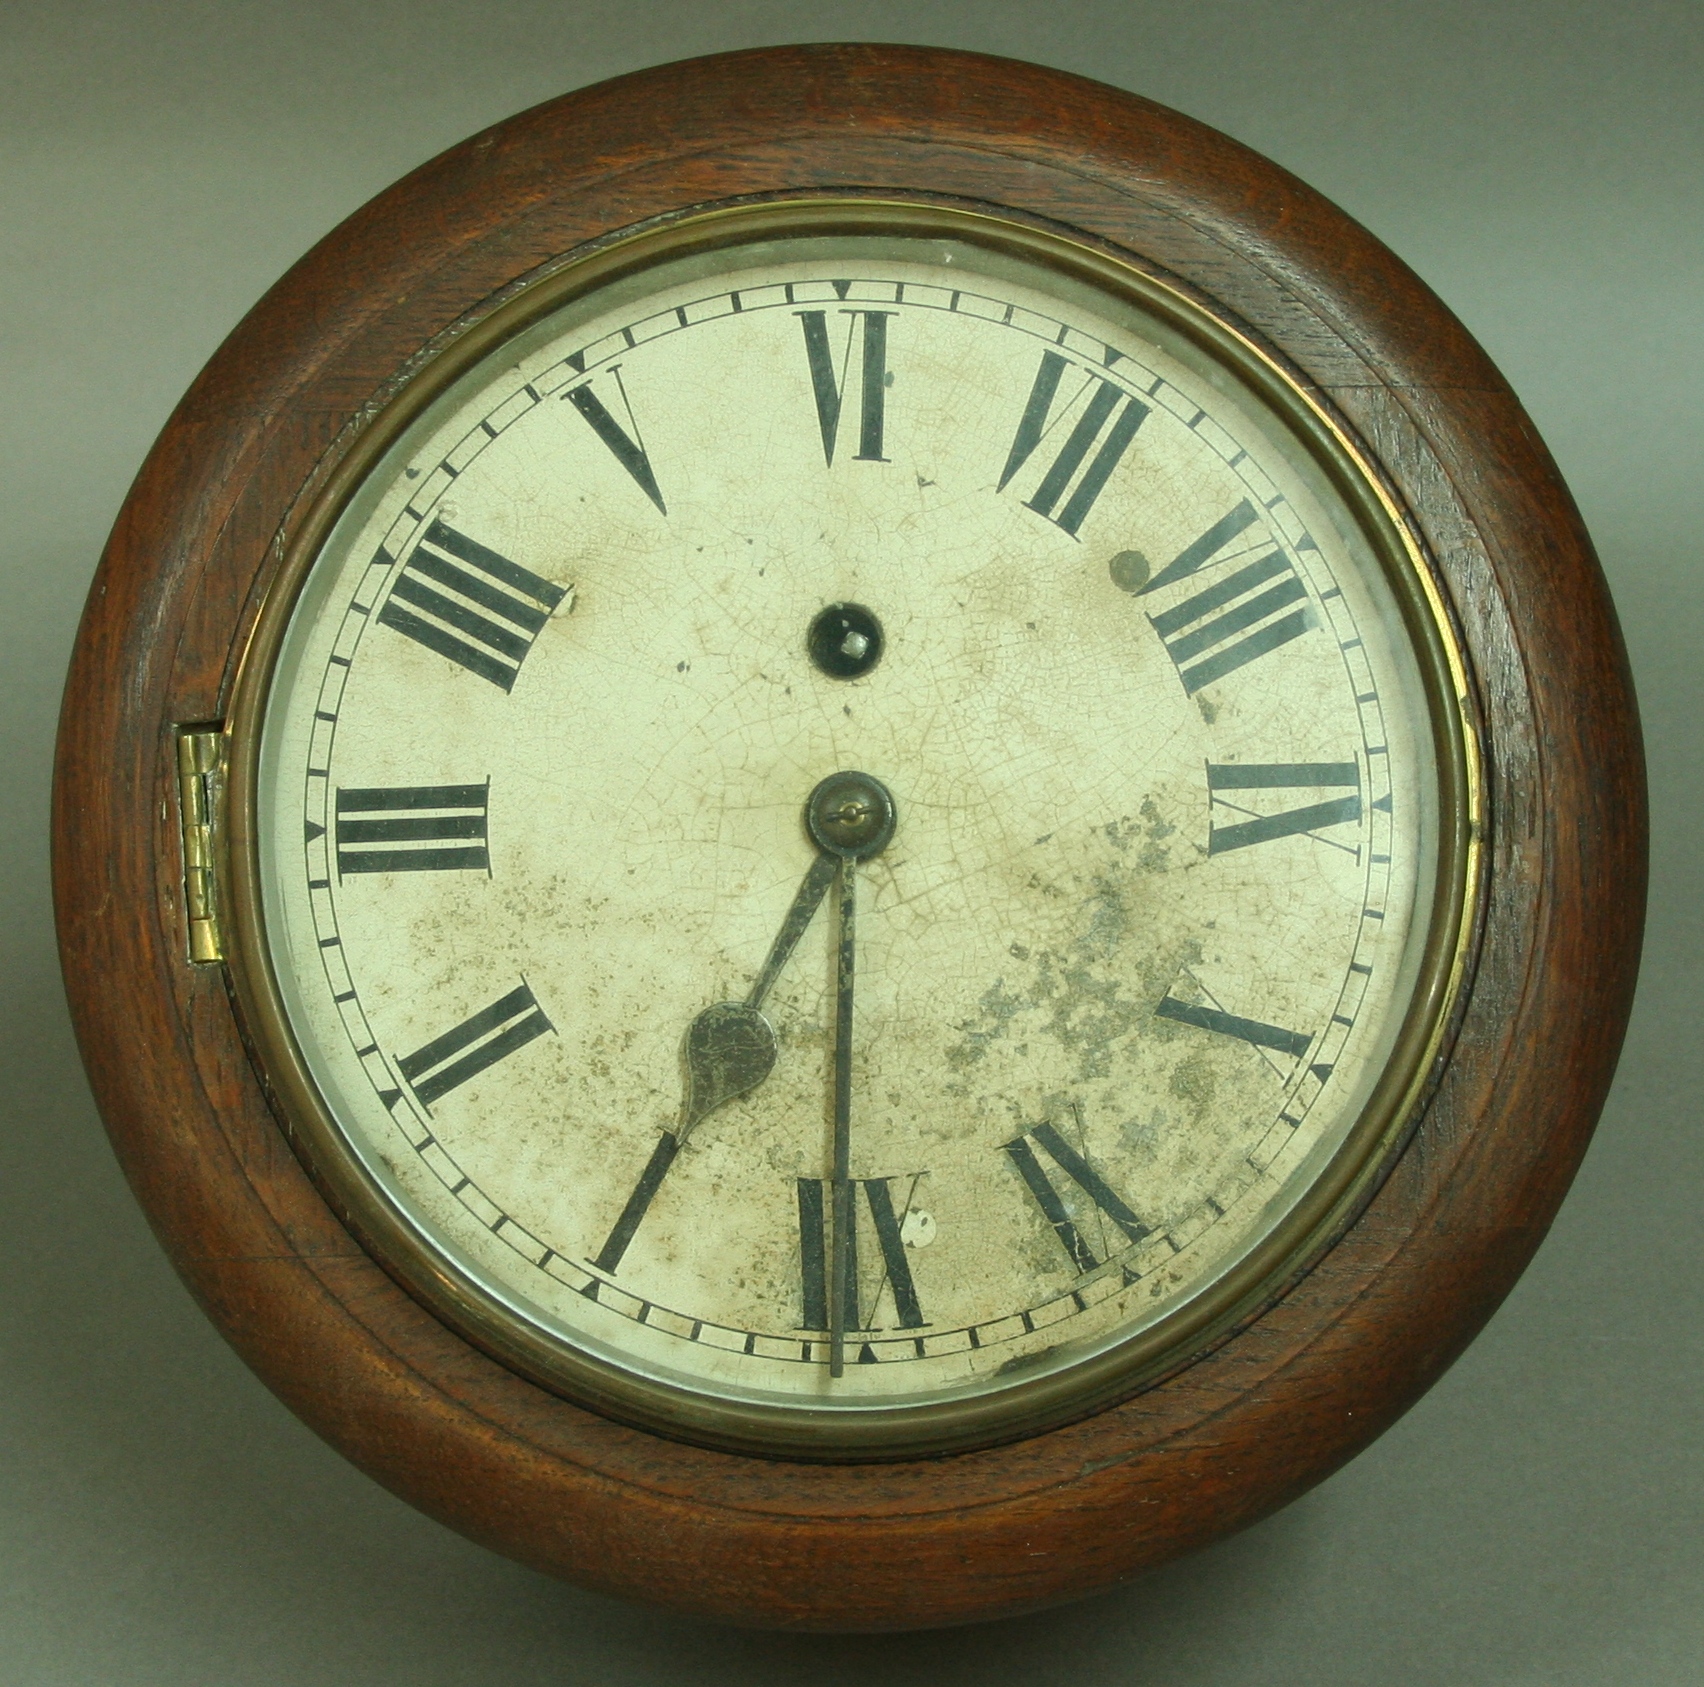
[278,230,1423,1435]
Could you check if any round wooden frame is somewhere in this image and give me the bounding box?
[54,45,1644,1630]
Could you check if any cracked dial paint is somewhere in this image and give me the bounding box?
[255,229,1446,1439]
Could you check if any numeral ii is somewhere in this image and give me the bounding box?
[395,982,552,1110]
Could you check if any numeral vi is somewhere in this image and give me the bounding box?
[797,305,894,466]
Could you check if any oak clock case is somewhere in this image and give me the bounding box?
[55,47,1643,1631]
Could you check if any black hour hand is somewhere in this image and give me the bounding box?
[675,851,837,1144]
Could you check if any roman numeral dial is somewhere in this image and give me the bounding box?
[268,241,1434,1428]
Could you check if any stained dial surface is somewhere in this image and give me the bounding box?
[258,231,1443,1431]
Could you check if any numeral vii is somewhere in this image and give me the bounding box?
[378,520,564,692]
[797,305,895,465]
[335,782,489,876]
[999,350,1148,537]
[797,1175,925,1332]
[396,982,552,1109]
[1004,1121,1148,1275]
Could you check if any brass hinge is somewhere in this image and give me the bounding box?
[175,726,227,964]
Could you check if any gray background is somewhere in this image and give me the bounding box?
[2,1,1697,1681]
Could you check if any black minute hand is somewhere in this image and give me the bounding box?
[802,772,898,1379]
[599,775,895,1296]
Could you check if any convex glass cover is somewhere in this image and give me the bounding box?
[235,209,1471,1456]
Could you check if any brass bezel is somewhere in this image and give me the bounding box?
[222,196,1483,1461]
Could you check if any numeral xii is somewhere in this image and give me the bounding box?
[797,1176,924,1331]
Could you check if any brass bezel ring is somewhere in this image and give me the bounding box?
[222,196,1484,1461]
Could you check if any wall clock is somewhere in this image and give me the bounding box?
[54,44,1644,1629]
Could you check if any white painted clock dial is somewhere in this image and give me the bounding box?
[255,227,1445,1438]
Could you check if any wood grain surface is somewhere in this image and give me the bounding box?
[53,44,1645,1630]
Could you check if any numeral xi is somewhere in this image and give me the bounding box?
[1005,1121,1148,1274]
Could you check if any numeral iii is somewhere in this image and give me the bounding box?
[335,782,490,876]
